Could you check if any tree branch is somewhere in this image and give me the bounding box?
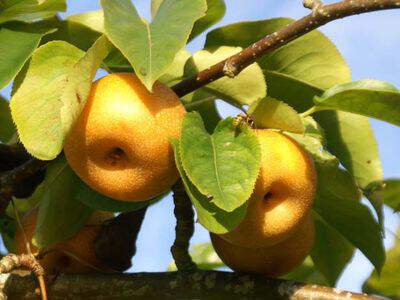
[0,271,379,299]
[94,206,148,272]
[171,180,197,271]
[172,0,400,97]
[0,158,48,214]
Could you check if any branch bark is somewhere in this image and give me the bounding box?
[0,271,379,300]
[172,0,400,97]
[171,180,197,271]
[0,159,47,194]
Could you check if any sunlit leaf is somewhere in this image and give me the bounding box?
[284,117,337,167]
[180,112,260,212]
[0,0,66,24]
[102,0,206,90]
[11,37,111,160]
[248,97,304,133]
[67,9,105,33]
[315,80,400,126]
[171,139,247,234]
[186,46,266,105]
[0,23,54,89]
[152,0,225,42]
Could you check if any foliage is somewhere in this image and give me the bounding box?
[102,0,206,90]
[0,95,15,142]
[0,0,399,295]
[10,37,111,160]
[205,17,385,225]
[363,230,400,299]
[180,112,260,212]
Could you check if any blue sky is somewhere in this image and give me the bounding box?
[2,0,400,294]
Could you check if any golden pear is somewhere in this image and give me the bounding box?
[15,208,114,274]
[211,213,315,277]
[64,73,186,201]
[222,129,316,248]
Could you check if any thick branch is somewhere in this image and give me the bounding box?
[172,0,400,97]
[0,271,379,299]
[0,158,48,195]
[0,158,48,214]
[171,180,197,271]
[94,206,148,271]
[0,143,29,165]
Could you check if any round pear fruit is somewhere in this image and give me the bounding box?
[64,73,186,201]
[222,129,317,248]
[15,208,114,274]
[210,213,315,277]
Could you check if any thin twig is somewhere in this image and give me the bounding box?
[172,0,400,97]
[171,180,197,271]
[0,254,47,300]
[11,200,47,300]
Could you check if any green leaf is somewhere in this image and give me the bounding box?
[76,178,161,213]
[33,156,94,248]
[171,138,247,234]
[180,112,260,212]
[0,23,53,89]
[0,95,15,142]
[314,80,400,126]
[363,229,400,299]
[67,10,105,33]
[380,179,400,211]
[151,0,226,41]
[314,164,385,273]
[205,18,350,102]
[284,117,338,167]
[158,48,191,85]
[0,0,66,24]
[41,19,101,51]
[185,46,266,105]
[182,89,220,133]
[152,0,225,42]
[168,242,224,271]
[282,257,329,286]
[189,0,225,41]
[11,37,111,160]
[204,18,384,223]
[102,0,207,90]
[0,214,16,252]
[317,111,384,224]
[311,213,354,286]
[60,35,112,139]
[248,97,304,133]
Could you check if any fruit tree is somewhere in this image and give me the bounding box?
[0,0,400,299]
